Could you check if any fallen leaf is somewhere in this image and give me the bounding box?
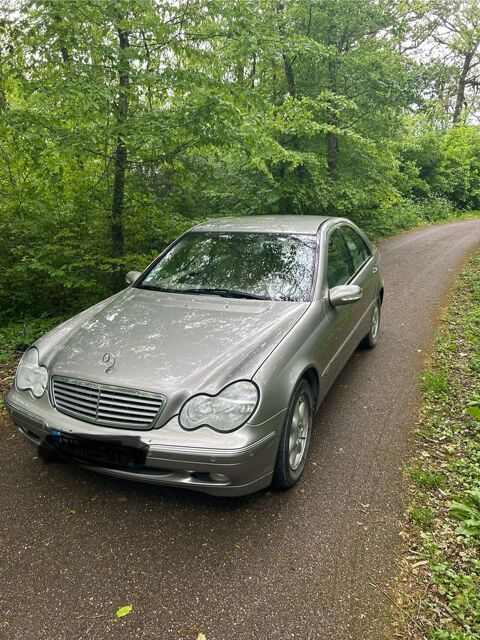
[196,634,207,640]
[115,605,133,618]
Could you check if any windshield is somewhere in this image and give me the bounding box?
[138,231,317,302]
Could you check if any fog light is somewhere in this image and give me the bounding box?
[209,472,229,483]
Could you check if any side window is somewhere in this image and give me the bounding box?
[341,226,371,272]
[327,230,353,287]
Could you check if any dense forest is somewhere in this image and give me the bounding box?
[0,0,479,325]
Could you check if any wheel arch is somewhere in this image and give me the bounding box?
[301,366,320,411]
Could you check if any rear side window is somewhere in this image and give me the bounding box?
[327,230,352,287]
[340,226,370,272]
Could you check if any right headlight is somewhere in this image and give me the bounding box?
[15,347,48,398]
[179,380,259,432]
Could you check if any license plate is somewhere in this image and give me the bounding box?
[45,433,147,468]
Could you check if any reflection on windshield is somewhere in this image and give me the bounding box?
[139,232,316,302]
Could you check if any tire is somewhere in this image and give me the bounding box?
[272,379,314,490]
[361,296,381,349]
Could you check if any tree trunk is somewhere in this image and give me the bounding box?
[110,25,129,291]
[326,13,339,181]
[453,48,475,124]
[54,14,70,64]
[282,54,296,97]
[326,125,339,178]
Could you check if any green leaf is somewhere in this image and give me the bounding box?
[115,605,133,618]
[466,405,480,420]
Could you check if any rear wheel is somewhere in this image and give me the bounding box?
[361,297,381,349]
[272,379,314,490]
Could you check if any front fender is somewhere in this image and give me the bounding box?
[251,302,324,425]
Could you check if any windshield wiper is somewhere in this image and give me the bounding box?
[178,287,269,300]
[139,284,269,300]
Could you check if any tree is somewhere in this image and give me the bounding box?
[426,0,480,123]
[0,0,478,322]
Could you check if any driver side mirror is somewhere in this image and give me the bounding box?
[329,284,363,307]
[126,270,142,285]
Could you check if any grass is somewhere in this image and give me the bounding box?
[408,466,445,490]
[398,251,480,640]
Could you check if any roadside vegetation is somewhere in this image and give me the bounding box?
[399,252,480,639]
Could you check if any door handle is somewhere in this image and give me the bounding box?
[372,266,378,274]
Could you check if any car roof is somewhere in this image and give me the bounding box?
[192,215,333,235]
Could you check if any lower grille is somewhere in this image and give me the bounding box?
[51,377,165,429]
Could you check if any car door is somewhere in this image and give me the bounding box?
[317,227,357,393]
[339,224,376,346]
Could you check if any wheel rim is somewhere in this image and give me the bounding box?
[370,302,380,340]
[288,394,311,471]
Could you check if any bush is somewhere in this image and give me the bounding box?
[415,197,456,222]
[352,197,461,239]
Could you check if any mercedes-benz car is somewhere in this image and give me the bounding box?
[6,215,383,496]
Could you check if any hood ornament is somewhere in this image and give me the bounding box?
[102,352,116,373]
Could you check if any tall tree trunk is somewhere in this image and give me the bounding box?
[326,12,339,182]
[110,25,129,291]
[453,48,475,124]
[278,53,301,213]
[54,14,70,64]
[282,54,296,97]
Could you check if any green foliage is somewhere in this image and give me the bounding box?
[409,505,437,527]
[0,316,67,353]
[400,124,480,210]
[422,371,449,396]
[450,490,480,537]
[409,466,444,489]
[0,1,479,322]
[466,404,480,420]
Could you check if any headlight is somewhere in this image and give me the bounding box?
[179,381,258,432]
[16,348,48,398]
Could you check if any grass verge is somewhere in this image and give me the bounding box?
[398,251,480,639]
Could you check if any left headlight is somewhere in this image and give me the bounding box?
[179,380,259,432]
[16,347,48,398]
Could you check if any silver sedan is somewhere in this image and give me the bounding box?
[6,215,383,496]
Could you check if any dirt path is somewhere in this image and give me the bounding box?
[1,218,479,640]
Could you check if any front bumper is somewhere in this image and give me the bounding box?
[5,388,284,496]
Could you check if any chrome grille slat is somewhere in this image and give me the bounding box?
[97,406,157,418]
[54,391,100,410]
[53,383,99,399]
[96,394,160,408]
[55,405,97,420]
[56,396,97,417]
[101,391,158,409]
[97,414,152,423]
[52,377,165,429]
[56,404,97,419]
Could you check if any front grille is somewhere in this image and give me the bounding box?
[51,377,165,429]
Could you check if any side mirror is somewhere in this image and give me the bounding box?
[126,270,142,285]
[329,284,363,307]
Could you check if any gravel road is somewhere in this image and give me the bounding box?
[1,218,479,640]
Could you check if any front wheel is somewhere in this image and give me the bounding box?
[272,379,314,490]
[361,297,381,349]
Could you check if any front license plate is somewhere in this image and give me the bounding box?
[45,433,146,468]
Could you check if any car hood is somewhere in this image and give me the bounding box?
[45,288,308,422]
